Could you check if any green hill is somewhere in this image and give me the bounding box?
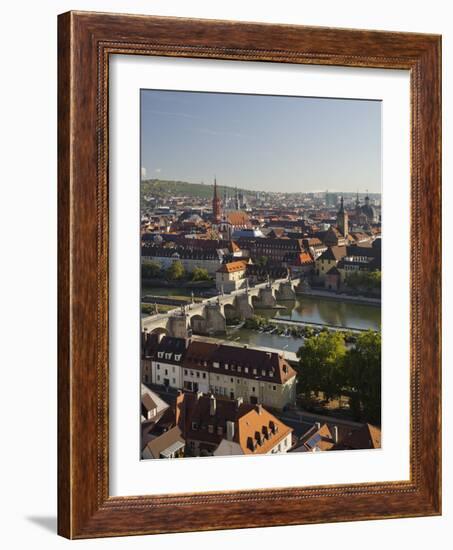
[141,179,253,201]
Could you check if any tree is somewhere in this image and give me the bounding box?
[256,256,269,268]
[296,331,347,400]
[345,270,381,291]
[166,260,185,281]
[141,260,162,279]
[343,330,381,424]
[191,267,211,282]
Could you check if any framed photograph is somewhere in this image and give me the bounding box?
[58,11,441,538]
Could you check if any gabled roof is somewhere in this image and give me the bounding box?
[182,340,296,384]
[181,394,292,455]
[318,246,348,262]
[333,423,381,450]
[225,211,251,226]
[216,260,248,273]
[144,426,185,459]
[295,251,315,266]
[326,266,341,276]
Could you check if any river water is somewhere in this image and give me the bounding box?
[142,286,381,354]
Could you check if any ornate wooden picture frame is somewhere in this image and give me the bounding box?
[58,11,441,539]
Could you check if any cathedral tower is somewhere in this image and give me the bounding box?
[212,177,222,223]
[337,196,349,237]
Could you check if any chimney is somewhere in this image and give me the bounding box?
[333,425,339,444]
[235,396,243,409]
[255,404,263,415]
[226,420,235,441]
[209,394,217,416]
[315,422,321,430]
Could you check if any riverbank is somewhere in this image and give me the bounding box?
[296,287,381,306]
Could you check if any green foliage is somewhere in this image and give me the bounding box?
[166,260,185,281]
[243,315,267,330]
[296,332,347,400]
[256,256,269,268]
[141,260,162,279]
[345,270,381,291]
[191,267,211,282]
[296,329,381,425]
[343,330,381,424]
[141,179,249,201]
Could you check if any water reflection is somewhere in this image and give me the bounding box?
[273,296,380,331]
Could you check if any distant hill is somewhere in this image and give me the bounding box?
[141,179,253,201]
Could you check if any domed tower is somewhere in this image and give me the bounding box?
[336,196,349,237]
[212,177,222,223]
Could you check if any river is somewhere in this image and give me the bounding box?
[142,286,380,353]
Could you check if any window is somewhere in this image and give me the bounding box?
[196,372,200,378]
[208,425,214,434]
[225,364,229,370]
[165,369,168,376]
[156,364,160,370]
[184,369,188,375]
[252,387,256,393]
[192,422,198,430]
[245,367,249,374]
[172,366,175,373]
[202,373,206,379]
[172,378,176,384]
[157,375,160,381]
[253,369,257,375]
[261,370,266,376]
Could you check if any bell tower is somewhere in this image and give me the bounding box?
[212,177,222,223]
[336,196,349,237]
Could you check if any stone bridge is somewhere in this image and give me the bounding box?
[142,277,301,338]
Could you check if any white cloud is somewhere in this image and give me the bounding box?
[141,166,147,179]
[155,168,161,174]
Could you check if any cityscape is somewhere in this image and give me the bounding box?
[140,91,382,460]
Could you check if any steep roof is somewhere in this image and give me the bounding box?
[144,426,185,459]
[295,251,315,266]
[333,423,381,450]
[180,394,292,454]
[183,341,296,384]
[318,246,348,262]
[226,211,251,226]
[216,260,248,273]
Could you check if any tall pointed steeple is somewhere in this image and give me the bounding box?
[336,195,349,237]
[212,176,222,223]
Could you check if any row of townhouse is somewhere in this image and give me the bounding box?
[141,334,297,411]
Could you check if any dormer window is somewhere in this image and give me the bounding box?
[192,422,198,431]
[157,352,164,359]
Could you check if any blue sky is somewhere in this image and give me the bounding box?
[141,89,381,193]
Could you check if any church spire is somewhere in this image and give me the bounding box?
[212,176,222,223]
